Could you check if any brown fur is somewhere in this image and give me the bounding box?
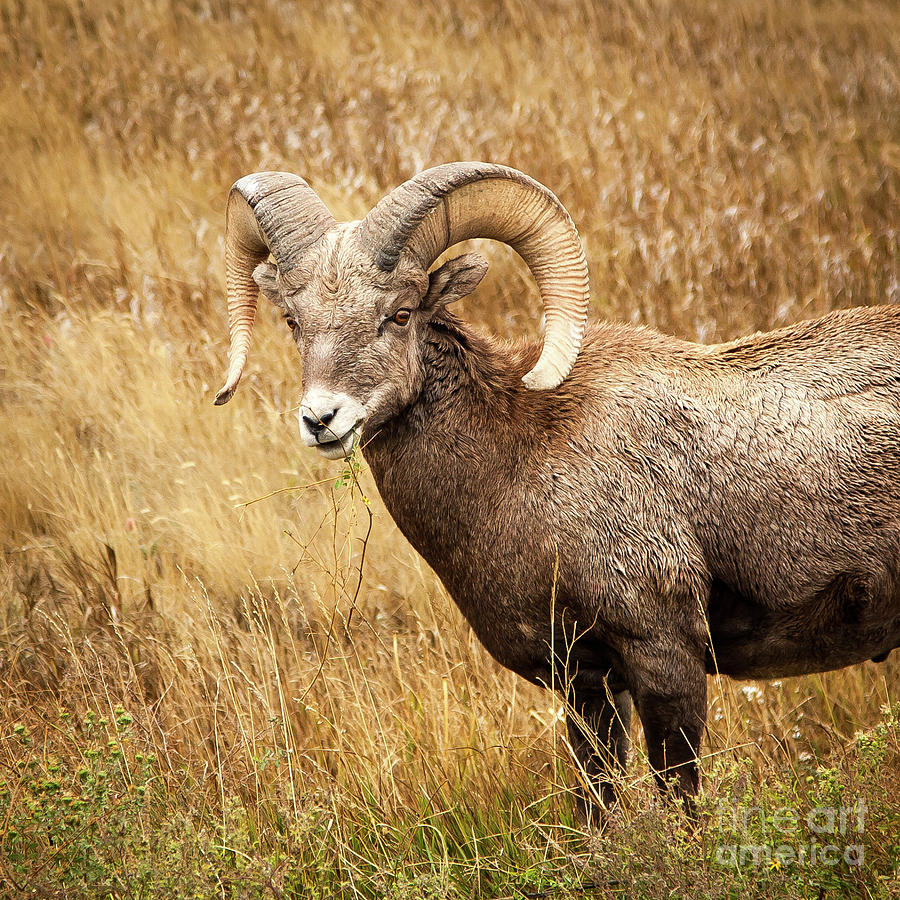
[361,303,900,811]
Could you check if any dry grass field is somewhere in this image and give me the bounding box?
[0,0,898,897]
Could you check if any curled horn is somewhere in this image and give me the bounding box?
[356,162,590,390]
[215,172,336,405]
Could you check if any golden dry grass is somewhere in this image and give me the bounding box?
[0,0,898,896]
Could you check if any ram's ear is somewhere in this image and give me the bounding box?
[252,261,282,306]
[423,252,488,310]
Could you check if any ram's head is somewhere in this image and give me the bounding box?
[215,163,590,458]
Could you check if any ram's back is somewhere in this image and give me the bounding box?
[705,304,900,403]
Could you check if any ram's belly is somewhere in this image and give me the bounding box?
[705,577,900,678]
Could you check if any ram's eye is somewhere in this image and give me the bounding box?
[391,308,412,327]
[284,316,298,331]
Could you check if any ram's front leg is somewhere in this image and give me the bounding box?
[565,681,632,824]
[625,643,707,809]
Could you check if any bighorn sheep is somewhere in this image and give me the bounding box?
[214,162,900,814]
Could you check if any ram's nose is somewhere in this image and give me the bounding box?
[301,407,337,440]
[298,387,367,451]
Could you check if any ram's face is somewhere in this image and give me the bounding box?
[215,164,589,441]
[254,227,487,459]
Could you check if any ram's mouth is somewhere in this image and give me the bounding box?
[314,426,360,460]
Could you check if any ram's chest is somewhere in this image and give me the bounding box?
[368,456,557,677]
[433,537,561,679]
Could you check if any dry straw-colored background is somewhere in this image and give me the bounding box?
[0,1,898,896]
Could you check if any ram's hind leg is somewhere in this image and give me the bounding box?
[566,683,632,825]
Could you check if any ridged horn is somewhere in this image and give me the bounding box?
[215,172,336,405]
[356,162,590,390]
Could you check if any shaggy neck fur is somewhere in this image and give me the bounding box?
[362,312,530,514]
[361,314,562,674]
